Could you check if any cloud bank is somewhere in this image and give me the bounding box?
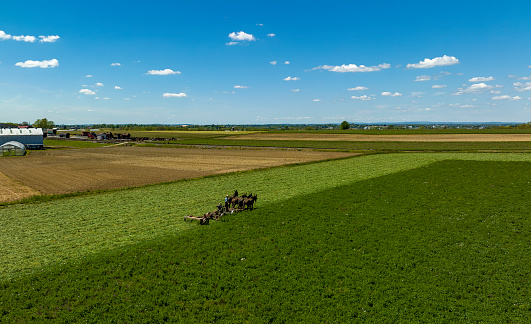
[406,55,459,69]
[163,92,187,98]
[15,59,59,68]
[312,63,390,73]
[146,69,181,75]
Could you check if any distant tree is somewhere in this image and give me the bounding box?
[340,121,350,130]
[516,122,531,129]
[33,118,55,129]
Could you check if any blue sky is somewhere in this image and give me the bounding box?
[1,0,531,125]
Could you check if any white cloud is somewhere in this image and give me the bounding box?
[491,95,522,100]
[517,76,531,80]
[163,92,187,98]
[13,35,36,42]
[469,76,494,82]
[406,55,459,69]
[267,33,276,37]
[432,85,447,88]
[225,41,239,46]
[146,69,181,75]
[454,82,493,95]
[411,92,425,98]
[460,104,475,108]
[381,92,402,97]
[291,89,300,92]
[348,86,368,91]
[95,97,110,100]
[490,90,501,94]
[111,62,121,66]
[414,75,432,81]
[465,82,492,92]
[0,30,12,40]
[115,86,122,90]
[513,82,531,92]
[283,76,300,81]
[351,95,373,100]
[228,31,255,41]
[15,59,59,68]
[312,99,322,102]
[1,31,58,43]
[284,61,290,65]
[257,23,264,26]
[313,63,391,73]
[95,82,104,87]
[270,61,277,65]
[85,75,93,78]
[79,89,96,95]
[468,83,493,91]
[39,35,60,43]
[234,85,248,89]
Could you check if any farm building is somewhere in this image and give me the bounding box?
[0,128,44,149]
[0,141,26,156]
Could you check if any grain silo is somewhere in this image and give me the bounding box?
[0,128,44,149]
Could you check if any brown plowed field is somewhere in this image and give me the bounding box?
[228,133,531,142]
[0,146,356,201]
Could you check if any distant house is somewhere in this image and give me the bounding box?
[0,128,44,149]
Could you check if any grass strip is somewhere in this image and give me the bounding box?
[0,153,529,281]
[173,138,531,152]
[43,139,110,149]
[1,160,529,322]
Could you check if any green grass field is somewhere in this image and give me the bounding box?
[171,138,531,152]
[43,139,110,149]
[1,153,530,322]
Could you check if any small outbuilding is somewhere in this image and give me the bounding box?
[0,141,26,156]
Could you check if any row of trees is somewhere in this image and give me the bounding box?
[3,119,531,130]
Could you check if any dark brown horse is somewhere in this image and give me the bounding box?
[231,193,248,209]
[243,194,258,210]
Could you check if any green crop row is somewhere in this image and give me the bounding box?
[171,138,531,152]
[0,153,529,281]
[1,159,530,322]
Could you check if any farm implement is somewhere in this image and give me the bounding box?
[184,191,258,225]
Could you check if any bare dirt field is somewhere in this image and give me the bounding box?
[228,133,531,142]
[0,172,41,203]
[0,146,356,201]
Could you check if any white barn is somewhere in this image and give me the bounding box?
[0,128,44,149]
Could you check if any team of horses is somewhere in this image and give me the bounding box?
[225,190,258,211]
[184,190,258,225]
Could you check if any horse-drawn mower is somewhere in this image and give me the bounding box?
[184,190,258,225]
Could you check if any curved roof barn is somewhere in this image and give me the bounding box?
[0,128,44,149]
[0,141,26,156]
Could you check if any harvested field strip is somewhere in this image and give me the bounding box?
[1,160,530,322]
[0,172,41,203]
[0,146,355,196]
[227,133,531,142]
[0,153,529,281]
[175,138,531,151]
